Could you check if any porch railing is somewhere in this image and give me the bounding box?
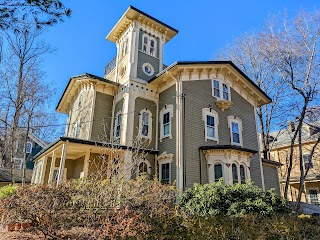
[306,194,320,206]
[104,56,116,76]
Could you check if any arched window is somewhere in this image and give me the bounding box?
[138,159,151,176]
[232,164,238,184]
[78,92,83,109]
[214,163,223,182]
[121,39,128,58]
[240,164,246,184]
[141,33,157,57]
[139,109,152,139]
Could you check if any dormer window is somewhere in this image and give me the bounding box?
[212,79,230,101]
[142,33,157,57]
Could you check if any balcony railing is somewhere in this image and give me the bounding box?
[306,194,320,206]
[104,56,116,76]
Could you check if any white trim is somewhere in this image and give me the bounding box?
[160,105,173,141]
[212,79,231,101]
[228,115,243,146]
[202,108,219,142]
[139,108,152,140]
[136,159,152,176]
[208,160,225,183]
[26,141,33,154]
[141,33,157,57]
[158,157,173,183]
[114,110,122,141]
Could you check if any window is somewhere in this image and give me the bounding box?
[232,164,238,184]
[222,83,229,100]
[303,154,313,169]
[137,159,151,176]
[160,163,170,183]
[212,79,230,101]
[228,116,243,146]
[52,167,67,183]
[202,108,219,142]
[26,141,33,154]
[121,39,128,58]
[214,163,223,182]
[213,80,220,98]
[13,158,23,169]
[240,165,246,184]
[114,111,122,140]
[139,109,152,139]
[160,105,173,141]
[141,33,157,57]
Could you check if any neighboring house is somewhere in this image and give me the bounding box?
[0,131,46,186]
[269,122,320,205]
[32,6,279,193]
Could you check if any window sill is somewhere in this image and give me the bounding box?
[138,50,159,59]
[215,99,232,112]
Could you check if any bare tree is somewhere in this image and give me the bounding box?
[265,11,320,207]
[0,23,54,183]
[218,32,286,159]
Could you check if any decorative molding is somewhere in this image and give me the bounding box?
[215,99,232,111]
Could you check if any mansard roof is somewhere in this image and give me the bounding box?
[106,5,178,43]
[56,73,118,114]
[149,61,272,107]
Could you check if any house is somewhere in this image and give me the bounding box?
[269,122,320,205]
[0,131,46,186]
[32,6,279,193]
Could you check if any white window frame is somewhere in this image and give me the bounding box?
[202,108,219,142]
[114,110,122,140]
[139,109,152,140]
[160,105,173,141]
[212,79,231,101]
[231,163,239,185]
[26,141,33,154]
[239,163,248,184]
[208,160,225,184]
[136,159,152,177]
[13,157,23,169]
[159,158,172,183]
[228,116,243,146]
[141,33,157,57]
[121,38,128,59]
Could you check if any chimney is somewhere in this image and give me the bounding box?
[288,121,295,133]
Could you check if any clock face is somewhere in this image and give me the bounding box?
[142,63,154,76]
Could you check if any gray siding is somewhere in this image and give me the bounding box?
[158,85,176,182]
[133,97,157,149]
[263,164,281,195]
[91,92,114,141]
[182,80,262,188]
[137,29,160,81]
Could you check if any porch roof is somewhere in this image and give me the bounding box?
[33,137,159,161]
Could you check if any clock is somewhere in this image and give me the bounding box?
[142,63,154,76]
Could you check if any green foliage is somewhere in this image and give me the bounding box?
[178,180,290,217]
[0,184,18,199]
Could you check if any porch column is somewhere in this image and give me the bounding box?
[48,151,56,183]
[40,156,48,184]
[83,152,90,178]
[57,141,68,184]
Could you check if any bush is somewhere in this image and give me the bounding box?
[0,184,18,200]
[178,180,290,217]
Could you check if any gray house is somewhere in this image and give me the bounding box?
[32,6,280,193]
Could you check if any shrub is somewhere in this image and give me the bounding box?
[178,180,290,217]
[0,184,18,200]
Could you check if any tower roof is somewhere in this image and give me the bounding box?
[106,6,178,43]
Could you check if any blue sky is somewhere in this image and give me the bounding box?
[42,0,319,114]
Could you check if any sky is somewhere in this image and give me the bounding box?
[42,0,320,118]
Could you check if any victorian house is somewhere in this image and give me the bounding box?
[32,6,280,193]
